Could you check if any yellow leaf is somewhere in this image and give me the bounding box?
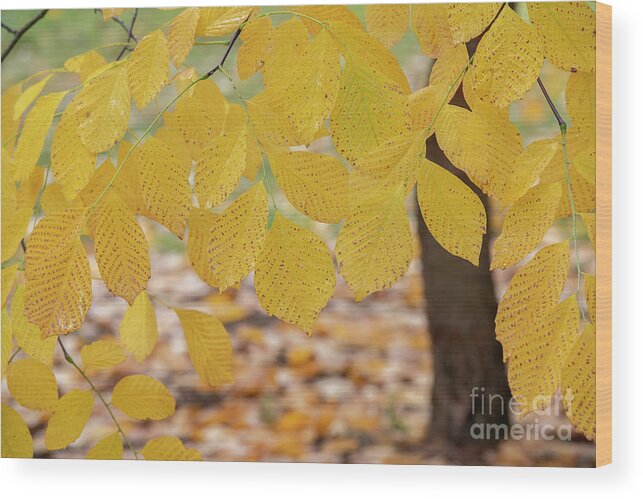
[40,182,70,216]
[2,264,19,307]
[92,192,150,303]
[13,74,53,121]
[2,84,21,153]
[24,207,92,337]
[566,70,596,139]
[168,7,200,67]
[1,159,32,260]
[45,389,94,450]
[508,296,579,415]
[491,182,562,270]
[365,4,409,49]
[128,30,170,110]
[64,50,108,82]
[270,150,349,224]
[188,183,268,291]
[435,104,522,201]
[237,16,272,80]
[411,4,455,58]
[11,285,56,367]
[141,436,201,461]
[114,143,143,213]
[175,308,233,386]
[429,43,469,93]
[582,212,596,252]
[351,130,426,193]
[470,8,543,108]
[194,127,247,208]
[1,404,33,458]
[74,64,130,153]
[13,91,66,182]
[80,340,127,373]
[78,159,119,208]
[408,83,449,133]
[255,214,335,333]
[119,291,158,362]
[293,5,362,35]
[1,308,12,377]
[261,17,309,89]
[528,1,595,73]
[496,241,570,360]
[7,358,58,411]
[138,137,191,238]
[331,60,410,164]
[447,2,503,43]
[557,152,596,217]
[281,29,341,144]
[169,79,226,150]
[336,177,412,302]
[246,90,305,146]
[17,166,44,212]
[332,22,411,94]
[112,374,175,421]
[86,432,122,460]
[585,273,596,324]
[562,323,596,440]
[502,138,560,204]
[51,105,97,200]
[417,159,486,265]
[195,6,253,36]
[154,126,193,170]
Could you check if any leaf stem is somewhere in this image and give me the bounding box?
[194,40,230,46]
[7,347,21,364]
[57,337,139,459]
[218,66,278,210]
[536,76,587,321]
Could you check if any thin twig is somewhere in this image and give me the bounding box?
[116,9,139,60]
[1,22,17,35]
[2,10,49,62]
[537,77,566,128]
[57,338,140,459]
[204,15,249,78]
[8,347,21,364]
[95,9,139,44]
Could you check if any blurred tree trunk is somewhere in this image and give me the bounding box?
[418,56,511,458]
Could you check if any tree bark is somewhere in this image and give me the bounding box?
[418,93,511,458]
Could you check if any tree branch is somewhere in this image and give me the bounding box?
[116,9,139,61]
[1,10,48,62]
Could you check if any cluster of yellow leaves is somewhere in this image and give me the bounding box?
[485,3,598,438]
[1,2,599,456]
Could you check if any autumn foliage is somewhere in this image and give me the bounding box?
[1,3,597,459]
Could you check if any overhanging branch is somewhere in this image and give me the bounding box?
[1,10,49,62]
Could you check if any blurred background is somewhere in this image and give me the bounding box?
[1,5,595,466]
